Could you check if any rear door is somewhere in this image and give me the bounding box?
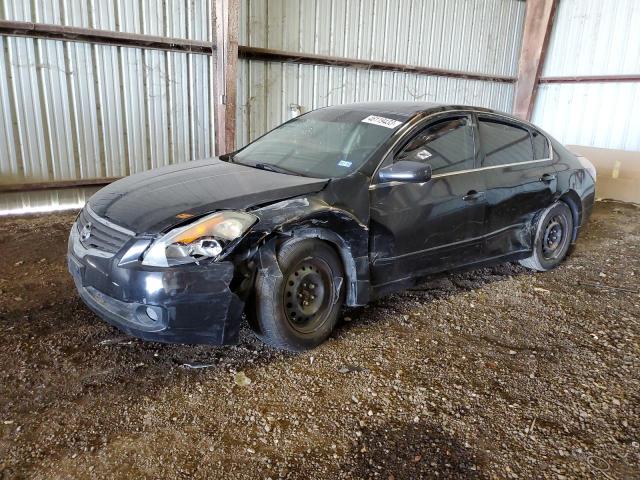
[369,113,487,288]
[476,114,557,258]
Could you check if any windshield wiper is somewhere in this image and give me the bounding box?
[253,163,302,176]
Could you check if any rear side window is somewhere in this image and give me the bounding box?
[478,119,534,167]
[396,117,475,175]
[532,131,550,159]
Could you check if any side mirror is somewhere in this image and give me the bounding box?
[378,161,432,183]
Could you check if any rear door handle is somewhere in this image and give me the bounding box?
[540,173,557,183]
[463,190,485,202]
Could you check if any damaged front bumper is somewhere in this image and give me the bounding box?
[67,224,244,345]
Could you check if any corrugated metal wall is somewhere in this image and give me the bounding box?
[236,61,516,148]
[240,0,525,76]
[531,0,640,151]
[236,0,526,146]
[1,0,528,213]
[0,0,214,213]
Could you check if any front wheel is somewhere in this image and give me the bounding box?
[252,238,345,351]
[519,201,574,272]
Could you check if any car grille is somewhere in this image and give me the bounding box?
[77,206,134,254]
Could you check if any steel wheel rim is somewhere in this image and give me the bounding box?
[542,214,569,260]
[283,257,334,334]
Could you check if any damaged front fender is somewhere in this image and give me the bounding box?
[231,196,371,306]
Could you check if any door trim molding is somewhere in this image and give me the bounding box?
[372,222,526,265]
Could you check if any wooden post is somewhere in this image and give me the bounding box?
[513,0,559,120]
[212,0,227,156]
[212,0,239,156]
[225,0,239,153]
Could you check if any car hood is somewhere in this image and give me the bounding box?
[88,158,329,234]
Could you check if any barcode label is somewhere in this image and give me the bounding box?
[362,115,403,129]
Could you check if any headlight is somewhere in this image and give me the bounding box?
[142,211,257,267]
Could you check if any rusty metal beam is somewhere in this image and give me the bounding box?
[513,0,559,120]
[539,74,640,84]
[238,46,517,84]
[0,20,213,54]
[0,178,120,194]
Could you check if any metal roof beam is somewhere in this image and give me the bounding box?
[0,20,213,54]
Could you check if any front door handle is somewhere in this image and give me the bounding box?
[540,173,557,183]
[463,190,485,202]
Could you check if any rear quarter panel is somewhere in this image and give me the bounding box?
[551,139,597,229]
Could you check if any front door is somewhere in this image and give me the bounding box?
[369,114,487,290]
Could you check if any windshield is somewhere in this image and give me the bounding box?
[232,108,405,178]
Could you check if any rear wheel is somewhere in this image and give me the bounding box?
[519,201,574,271]
[252,238,344,351]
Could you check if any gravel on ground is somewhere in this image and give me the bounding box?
[0,201,638,479]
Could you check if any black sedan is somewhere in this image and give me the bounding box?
[68,102,596,351]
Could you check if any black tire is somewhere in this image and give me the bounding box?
[252,238,345,351]
[519,201,574,272]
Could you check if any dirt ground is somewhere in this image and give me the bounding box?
[0,201,638,479]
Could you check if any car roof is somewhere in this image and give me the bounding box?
[321,101,504,120]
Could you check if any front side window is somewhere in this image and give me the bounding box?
[396,117,476,175]
[478,119,534,167]
[232,109,405,178]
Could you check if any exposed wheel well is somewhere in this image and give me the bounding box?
[276,232,360,307]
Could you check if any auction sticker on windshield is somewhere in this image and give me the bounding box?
[361,115,403,129]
